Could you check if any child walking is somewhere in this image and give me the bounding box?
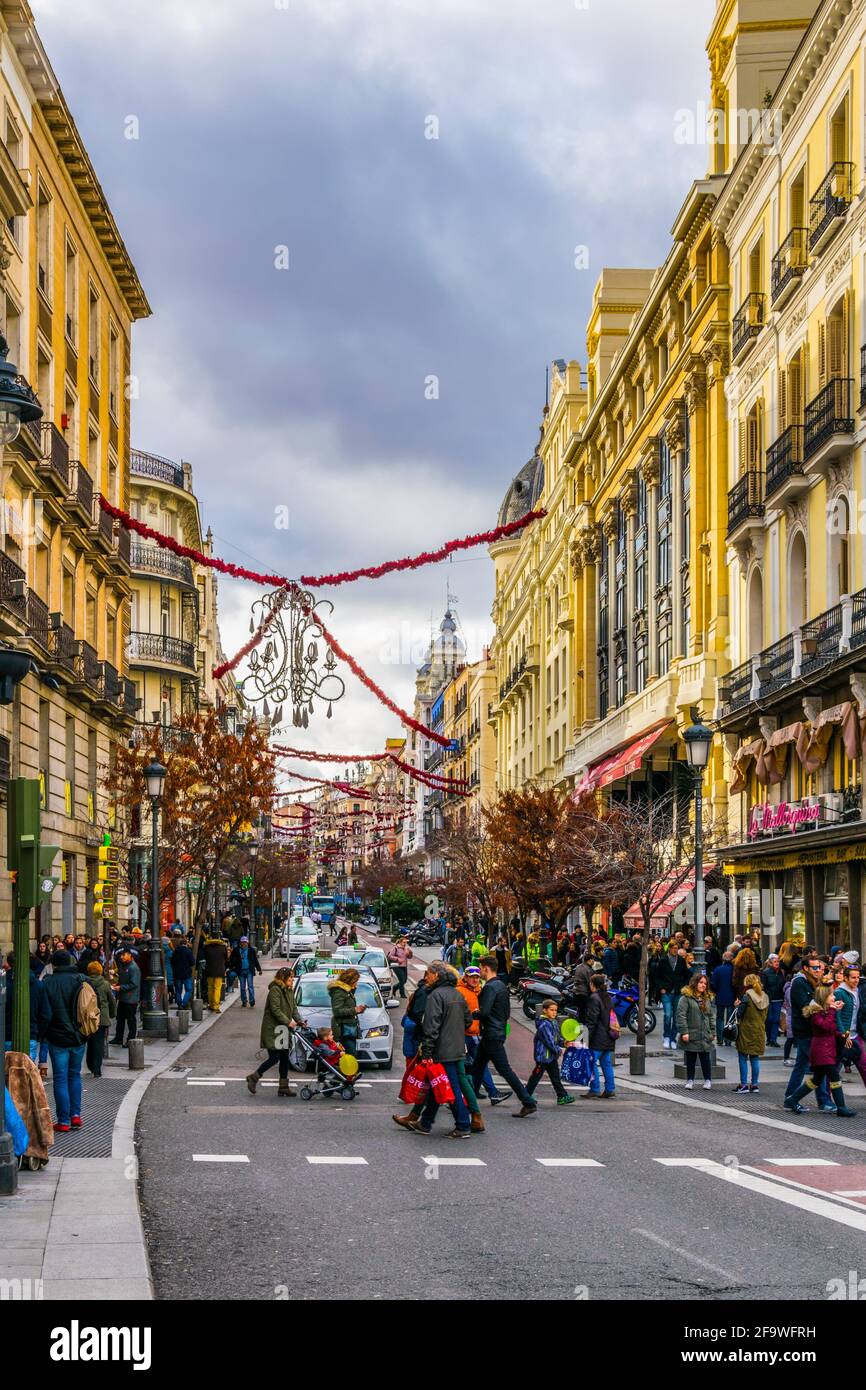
[526,999,575,1106]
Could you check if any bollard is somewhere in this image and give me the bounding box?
[177,1008,190,1035]
[191,998,204,1023]
[128,1038,145,1071]
[629,1043,646,1076]
[166,1015,180,1043]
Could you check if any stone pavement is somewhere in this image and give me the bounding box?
[1,987,240,1300]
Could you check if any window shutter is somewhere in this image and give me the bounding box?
[842,294,850,377]
[747,412,759,468]
[819,321,827,389]
[739,419,747,478]
[779,370,787,433]
[789,357,801,425]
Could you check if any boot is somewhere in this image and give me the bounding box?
[783,1081,812,1114]
[277,1078,297,1097]
[246,1072,259,1095]
[470,1111,485,1132]
[392,1106,423,1129]
[832,1083,856,1117]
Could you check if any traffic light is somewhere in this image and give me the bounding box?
[93,843,118,918]
[7,778,59,910]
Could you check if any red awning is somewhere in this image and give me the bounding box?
[623,866,713,928]
[574,719,672,797]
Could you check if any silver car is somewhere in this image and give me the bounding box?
[330,946,395,1000]
[289,971,396,1070]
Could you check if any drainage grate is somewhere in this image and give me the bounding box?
[47,1075,135,1158]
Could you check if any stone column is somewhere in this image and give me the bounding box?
[641,440,660,679]
[620,471,638,695]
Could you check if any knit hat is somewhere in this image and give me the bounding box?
[240,936,249,944]
[52,950,72,967]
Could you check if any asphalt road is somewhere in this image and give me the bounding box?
[137,934,866,1301]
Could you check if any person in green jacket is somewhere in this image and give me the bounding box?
[327,968,366,1057]
[470,932,487,965]
[675,972,716,1091]
[246,968,301,1097]
[84,961,116,1079]
[734,973,768,1094]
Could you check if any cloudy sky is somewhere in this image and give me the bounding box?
[34,0,711,776]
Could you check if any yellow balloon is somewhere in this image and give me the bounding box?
[338,1053,359,1077]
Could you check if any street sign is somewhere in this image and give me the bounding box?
[186,877,203,893]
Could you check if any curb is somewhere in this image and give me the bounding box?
[110,988,241,1299]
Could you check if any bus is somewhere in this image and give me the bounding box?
[310,894,337,930]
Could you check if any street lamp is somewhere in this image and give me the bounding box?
[249,840,259,948]
[683,715,714,973]
[0,335,42,444]
[143,758,167,1036]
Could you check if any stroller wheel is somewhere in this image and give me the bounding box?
[300,1086,314,1101]
[340,1085,356,1101]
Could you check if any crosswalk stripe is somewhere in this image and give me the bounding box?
[192,1154,250,1163]
[764,1157,840,1167]
[536,1158,604,1168]
[652,1158,866,1233]
[421,1155,485,1167]
[306,1156,368,1165]
[187,1080,225,1087]
[834,1189,866,1197]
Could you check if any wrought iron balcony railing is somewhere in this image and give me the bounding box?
[771,226,809,303]
[130,542,194,585]
[765,424,805,500]
[809,162,854,250]
[0,551,26,623]
[727,468,764,535]
[733,291,766,360]
[128,630,196,670]
[130,448,185,489]
[803,377,854,460]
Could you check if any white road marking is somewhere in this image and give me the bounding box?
[835,1189,866,1197]
[187,1080,225,1087]
[653,1158,866,1233]
[764,1157,840,1167]
[618,1077,866,1154]
[306,1156,368,1165]
[192,1154,250,1163]
[633,1228,738,1284]
[421,1155,485,1167]
[536,1158,604,1168]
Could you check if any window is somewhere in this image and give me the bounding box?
[748,236,764,297]
[37,345,52,423]
[108,321,120,418]
[87,422,99,481]
[3,295,20,366]
[85,590,96,647]
[830,93,850,165]
[36,181,51,299]
[65,713,75,817]
[657,435,672,587]
[681,410,691,657]
[62,565,75,629]
[657,602,672,678]
[39,699,50,809]
[635,629,648,694]
[107,607,117,664]
[5,111,21,242]
[65,237,78,345]
[88,282,100,384]
[598,531,609,719]
[634,472,647,614]
[789,168,805,232]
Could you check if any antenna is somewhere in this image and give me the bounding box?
[545,364,549,406]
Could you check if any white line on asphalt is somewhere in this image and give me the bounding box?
[735,1167,866,1215]
[192,1154,250,1163]
[653,1159,866,1233]
[306,1156,368,1165]
[421,1155,486,1167]
[186,1080,226,1087]
[835,1189,866,1197]
[617,1077,866,1154]
[764,1157,840,1166]
[536,1158,605,1168]
[633,1228,738,1284]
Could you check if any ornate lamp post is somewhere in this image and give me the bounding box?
[143,757,168,1036]
[249,840,259,948]
[0,335,42,443]
[683,716,714,973]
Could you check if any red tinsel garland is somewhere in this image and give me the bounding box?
[100,497,289,587]
[271,746,391,764]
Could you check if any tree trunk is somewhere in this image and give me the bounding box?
[637,906,650,1048]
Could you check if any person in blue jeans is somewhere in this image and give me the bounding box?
[582,974,617,1098]
[656,945,689,1049]
[784,955,833,1110]
[761,954,785,1045]
[405,962,474,1137]
[40,950,87,1132]
[710,949,736,1045]
[169,931,195,1010]
[229,937,263,1008]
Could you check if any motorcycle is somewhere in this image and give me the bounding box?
[520,972,657,1036]
[405,925,441,946]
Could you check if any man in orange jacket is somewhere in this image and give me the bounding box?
[457,967,511,1107]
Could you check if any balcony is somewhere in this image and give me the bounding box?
[128,630,196,671]
[37,421,69,492]
[26,588,50,650]
[95,660,122,709]
[47,614,76,677]
[732,291,765,362]
[117,523,131,568]
[73,640,100,691]
[800,603,843,679]
[809,162,854,254]
[130,542,194,585]
[0,551,26,629]
[119,679,139,720]
[765,424,807,504]
[727,468,764,540]
[718,659,753,718]
[803,377,855,472]
[66,460,94,526]
[754,634,795,697]
[771,227,809,309]
[91,495,115,552]
[131,448,185,490]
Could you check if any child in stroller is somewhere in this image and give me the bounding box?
[295,1026,359,1101]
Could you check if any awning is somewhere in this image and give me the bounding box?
[574,719,672,797]
[623,865,713,928]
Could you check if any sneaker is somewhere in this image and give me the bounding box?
[70,1116,82,1128]
[448,1128,472,1139]
[703,1081,712,1090]
[557,1094,576,1105]
[512,1105,537,1118]
[489,1091,512,1107]
[784,1099,805,1114]
[820,1103,837,1113]
[749,1084,759,1093]
[601,1091,615,1099]
[732,1084,749,1094]
[684,1080,694,1090]
[53,1122,70,1133]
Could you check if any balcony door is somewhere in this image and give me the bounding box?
[788,530,808,631]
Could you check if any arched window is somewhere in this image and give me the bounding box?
[789,530,808,630]
[828,493,851,603]
[747,566,764,656]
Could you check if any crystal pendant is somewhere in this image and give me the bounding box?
[302,709,309,728]
[249,617,255,634]
[327,702,332,718]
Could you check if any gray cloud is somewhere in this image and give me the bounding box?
[34,0,711,774]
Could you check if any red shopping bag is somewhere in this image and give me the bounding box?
[398,1058,431,1105]
[427,1062,455,1104]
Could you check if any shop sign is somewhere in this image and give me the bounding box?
[748,800,820,838]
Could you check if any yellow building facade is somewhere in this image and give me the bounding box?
[0,4,149,946]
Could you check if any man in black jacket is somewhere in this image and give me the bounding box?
[41,950,87,1131]
[170,931,195,1010]
[228,936,262,1008]
[406,963,474,1139]
[656,945,690,1049]
[470,955,537,1117]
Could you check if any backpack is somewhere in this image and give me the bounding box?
[75,979,101,1037]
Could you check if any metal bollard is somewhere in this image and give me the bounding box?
[166,1015,180,1043]
[191,998,204,1023]
[177,1008,190,1035]
[127,1038,145,1070]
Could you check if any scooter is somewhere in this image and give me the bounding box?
[520,972,657,1035]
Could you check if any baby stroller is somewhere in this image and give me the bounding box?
[293,1027,359,1101]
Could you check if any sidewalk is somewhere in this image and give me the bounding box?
[0,987,240,1300]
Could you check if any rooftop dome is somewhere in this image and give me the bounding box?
[497,450,545,527]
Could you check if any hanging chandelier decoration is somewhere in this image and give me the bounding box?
[238,584,346,730]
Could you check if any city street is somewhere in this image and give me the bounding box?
[136,937,866,1302]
